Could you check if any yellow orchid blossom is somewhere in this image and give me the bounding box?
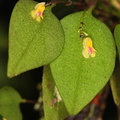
[82,37,96,58]
[78,22,97,58]
[31,2,45,22]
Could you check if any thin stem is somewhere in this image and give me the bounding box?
[21,99,42,104]
[46,0,82,6]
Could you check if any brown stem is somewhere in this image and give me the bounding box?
[46,0,82,6]
[21,99,42,104]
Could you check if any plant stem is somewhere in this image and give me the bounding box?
[47,0,82,6]
[21,99,42,104]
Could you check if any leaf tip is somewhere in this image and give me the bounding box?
[7,69,18,78]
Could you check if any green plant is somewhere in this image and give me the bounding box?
[1,0,120,120]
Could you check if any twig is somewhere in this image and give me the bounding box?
[21,99,42,104]
[46,0,82,6]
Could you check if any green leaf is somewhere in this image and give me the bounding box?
[0,86,22,120]
[114,24,120,60]
[50,8,116,115]
[110,65,120,106]
[110,24,120,106]
[8,0,64,77]
[43,65,69,120]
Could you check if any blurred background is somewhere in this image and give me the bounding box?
[0,0,120,120]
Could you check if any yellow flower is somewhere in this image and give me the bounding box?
[31,2,45,22]
[82,37,96,58]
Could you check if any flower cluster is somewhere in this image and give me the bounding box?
[31,2,45,22]
[78,22,96,58]
[82,37,96,58]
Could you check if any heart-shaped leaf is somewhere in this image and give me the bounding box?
[8,0,64,77]
[110,24,120,106]
[43,65,69,120]
[0,86,22,120]
[110,65,120,106]
[50,8,116,115]
[114,24,120,60]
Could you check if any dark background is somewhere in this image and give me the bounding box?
[0,0,119,120]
